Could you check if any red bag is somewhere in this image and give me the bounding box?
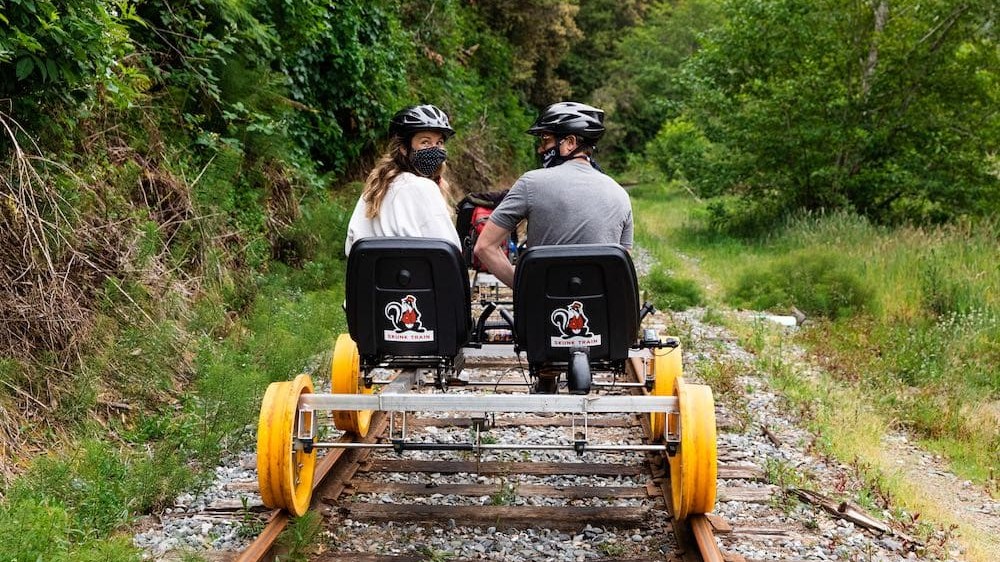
[455,191,514,273]
[469,206,508,272]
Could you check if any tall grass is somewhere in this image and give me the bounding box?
[727,248,875,319]
[739,319,997,560]
[629,182,710,308]
[631,185,1000,486]
[781,213,1000,320]
[780,214,1000,481]
[0,193,352,560]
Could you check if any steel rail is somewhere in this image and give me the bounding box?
[234,413,388,562]
[627,355,726,562]
[691,515,726,562]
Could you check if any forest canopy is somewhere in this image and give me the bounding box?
[2,0,996,224]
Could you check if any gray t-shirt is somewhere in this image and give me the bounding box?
[489,160,633,249]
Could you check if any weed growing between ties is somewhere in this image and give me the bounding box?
[236,497,266,540]
[490,476,519,506]
[277,511,323,562]
[460,426,499,462]
[418,545,456,561]
[597,540,630,556]
[764,457,810,512]
[696,359,752,432]
[470,426,499,446]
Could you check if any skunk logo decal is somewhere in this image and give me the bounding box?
[550,301,601,347]
[384,295,434,342]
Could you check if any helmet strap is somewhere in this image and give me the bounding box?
[539,135,592,169]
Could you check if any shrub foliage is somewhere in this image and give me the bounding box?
[728,249,875,319]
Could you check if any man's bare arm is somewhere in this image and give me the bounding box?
[473,220,516,287]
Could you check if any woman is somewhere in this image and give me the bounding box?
[345,104,462,254]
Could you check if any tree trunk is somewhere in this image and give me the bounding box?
[861,0,889,99]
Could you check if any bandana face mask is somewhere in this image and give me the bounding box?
[410,146,447,177]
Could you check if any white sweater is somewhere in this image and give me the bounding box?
[345,172,461,255]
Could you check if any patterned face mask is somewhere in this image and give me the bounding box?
[538,145,567,169]
[410,146,447,177]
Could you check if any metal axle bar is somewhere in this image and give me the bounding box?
[370,379,648,389]
[299,393,677,414]
[308,441,668,452]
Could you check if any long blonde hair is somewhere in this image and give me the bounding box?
[362,136,453,218]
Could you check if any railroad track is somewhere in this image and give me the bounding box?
[236,242,730,562]
[137,265,929,561]
[237,342,729,562]
[129,232,954,561]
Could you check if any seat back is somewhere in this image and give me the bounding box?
[346,237,471,359]
[513,244,638,365]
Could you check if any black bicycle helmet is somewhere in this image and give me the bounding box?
[388,104,455,140]
[526,102,605,141]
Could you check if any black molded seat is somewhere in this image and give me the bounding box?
[346,238,471,364]
[513,244,639,370]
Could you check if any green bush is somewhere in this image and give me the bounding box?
[704,196,789,239]
[396,0,536,190]
[0,1,146,107]
[281,188,356,289]
[728,249,874,319]
[592,0,724,170]
[645,118,714,183]
[667,0,1000,224]
[644,267,703,311]
[275,0,411,174]
[0,498,72,559]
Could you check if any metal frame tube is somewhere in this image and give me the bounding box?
[299,393,677,414]
[308,441,668,452]
[368,380,648,388]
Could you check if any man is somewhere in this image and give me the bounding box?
[473,102,634,286]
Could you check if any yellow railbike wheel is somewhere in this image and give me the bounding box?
[686,382,718,515]
[669,379,718,520]
[256,373,316,516]
[330,333,372,436]
[649,345,682,440]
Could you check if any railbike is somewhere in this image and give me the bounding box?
[256,237,717,520]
